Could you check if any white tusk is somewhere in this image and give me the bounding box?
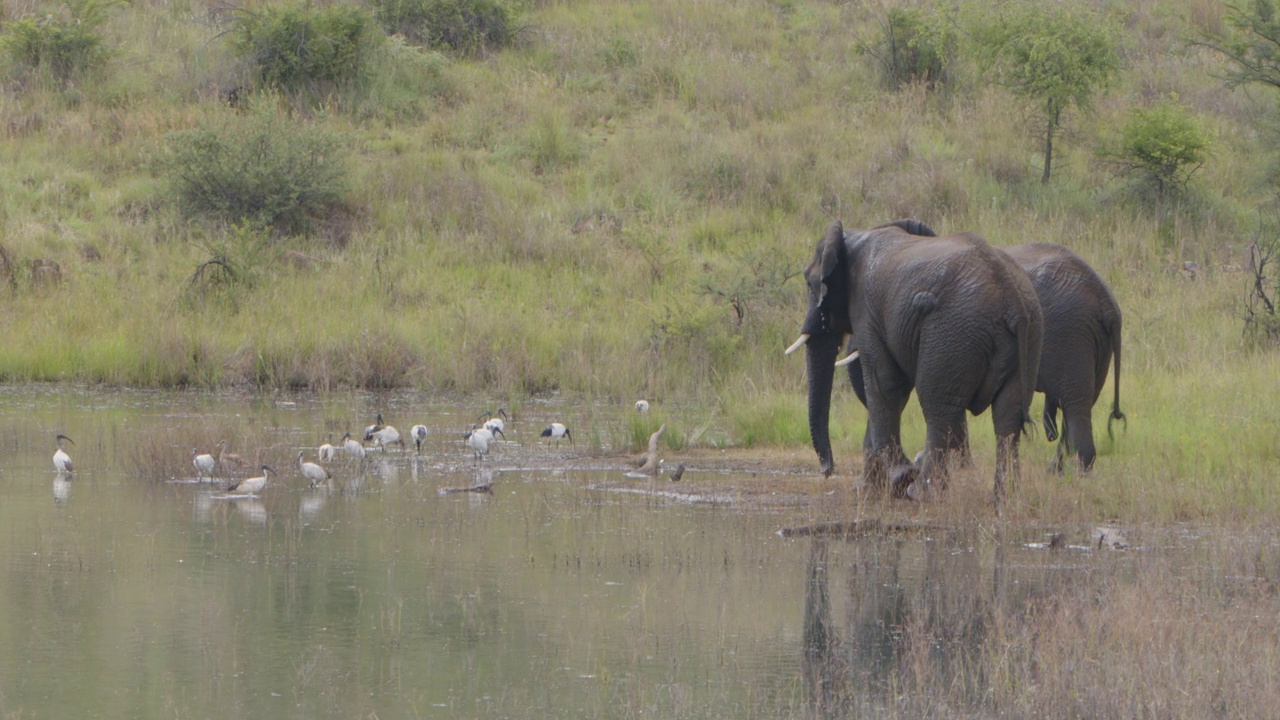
[834,350,860,367]
[784,334,810,356]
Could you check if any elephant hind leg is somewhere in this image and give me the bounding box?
[990,387,1030,505]
[1043,396,1061,442]
[1064,405,1098,471]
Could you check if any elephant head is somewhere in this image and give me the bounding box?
[786,221,858,476]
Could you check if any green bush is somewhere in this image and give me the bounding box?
[1104,101,1212,196]
[373,0,518,56]
[2,0,114,81]
[163,103,349,235]
[231,4,382,94]
[866,7,954,91]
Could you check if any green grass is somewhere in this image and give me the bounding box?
[1,0,1279,522]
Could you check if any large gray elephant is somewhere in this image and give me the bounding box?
[788,220,1043,502]
[845,224,1125,473]
[1002,243,1124,471]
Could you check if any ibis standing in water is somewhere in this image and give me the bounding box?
[298,451,331,488]
[410,424,429,453]
[341,432,366,461]
[365,413,404,451]
[464,425,504,460]
[52,433,75,474]
[227,465,275,495]
[318,435,338,463]
[192,441,225,481]
[479,408,508,435]
[540,423,572,446]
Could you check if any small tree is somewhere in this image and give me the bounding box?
[973,2,1119,183]
[1102,100,1213,198]
[1198,0,1280,91]
[864,6,956,92]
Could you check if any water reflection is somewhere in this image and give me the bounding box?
[52,476,71,505]
[0,387,1263,718]
[802,530,1083,716]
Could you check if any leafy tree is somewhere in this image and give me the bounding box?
[1198,0,1280,91]
[973,2,1119,183]
[864,6,956,92]
[1102,100,1213,197]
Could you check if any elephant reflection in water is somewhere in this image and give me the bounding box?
[801,534,1019,717]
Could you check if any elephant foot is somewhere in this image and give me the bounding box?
[890,464,919,499]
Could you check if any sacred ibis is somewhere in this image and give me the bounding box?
[52,433,75,474]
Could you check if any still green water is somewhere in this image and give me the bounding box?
[0,386,1225,718]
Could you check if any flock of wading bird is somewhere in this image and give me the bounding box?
[48,400,685,495]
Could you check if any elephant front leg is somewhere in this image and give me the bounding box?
[861,383,911,493]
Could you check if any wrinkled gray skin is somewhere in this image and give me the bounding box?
[799,220,1043,502]
[1002,243,1124,471]
[847,226,1125,474]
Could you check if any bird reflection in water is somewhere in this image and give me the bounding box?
[53,476,72,505]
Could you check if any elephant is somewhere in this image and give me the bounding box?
[844,223,1125,473]
[788,220,1043,502]
[1001,243,1124,471]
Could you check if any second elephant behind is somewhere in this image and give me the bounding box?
[1002,243,1124,471]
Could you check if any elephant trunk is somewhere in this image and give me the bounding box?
[805,332,840,476]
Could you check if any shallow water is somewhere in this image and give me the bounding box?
[0,387,1265,718]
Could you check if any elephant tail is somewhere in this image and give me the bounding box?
[1106,317,1127,441]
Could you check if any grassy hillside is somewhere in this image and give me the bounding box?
[0,0,1277,502]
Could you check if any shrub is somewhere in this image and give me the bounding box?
[231,4,382,94]
[865,7,954,91]
[2,0,115,81]
[372,0,518,56]
[163,103,349,235]
[1103,101,1212,197]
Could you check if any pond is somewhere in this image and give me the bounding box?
[0,386,1273,718]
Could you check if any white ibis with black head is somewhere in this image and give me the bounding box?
[341,432,366,461]
[53,433,75,474]
[318,435,338,463]
[410,425,429,453]
[365,412,404,450]
[635,400,650,413]
[227,465,276,495]
[540,423,572,446]
[193,441,225,481]
[464,425,504,460]
[479,408,508,435]
[298,451,331,488]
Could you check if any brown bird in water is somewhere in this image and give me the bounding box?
[668,462,686,482]
[626,424,667,478]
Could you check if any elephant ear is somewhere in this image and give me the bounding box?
[818,221,844,293]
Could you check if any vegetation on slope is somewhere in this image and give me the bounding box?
[0,0,1277,475]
